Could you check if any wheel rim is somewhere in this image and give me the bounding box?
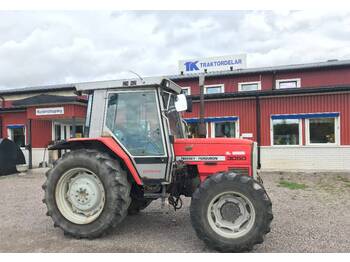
[55,168,106,225]
[207,191,256,239]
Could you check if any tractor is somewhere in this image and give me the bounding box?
[42,77,273,252]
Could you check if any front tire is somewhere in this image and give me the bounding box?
[42,149,131,239]
[190,172,273,252]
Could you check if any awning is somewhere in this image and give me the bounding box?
[271,112,339,120]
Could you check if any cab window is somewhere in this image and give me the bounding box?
[106,91,165,156]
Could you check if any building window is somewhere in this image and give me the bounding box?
[204,84,224,94]
[272,119,301,145]
[306,117,338,145]
[276,78,301,89]
[181,87,191,96]
[186,122,209,138]
[238,81,261,92]
[211,121,238,138]
[7,125,26,147]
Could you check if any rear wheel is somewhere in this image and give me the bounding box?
[190,172,273,252]
[42,149,131,239]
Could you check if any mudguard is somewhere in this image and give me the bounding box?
[49,137,143,185]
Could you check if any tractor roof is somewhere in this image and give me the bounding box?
[75,77,182,94]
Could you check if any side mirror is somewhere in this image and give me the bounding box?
[175,94,188,112]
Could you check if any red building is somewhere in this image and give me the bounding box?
[1,59,350,171]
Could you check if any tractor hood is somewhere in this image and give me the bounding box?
[174,138,253,163]
[175,138,253,145]
[174,138,255,178]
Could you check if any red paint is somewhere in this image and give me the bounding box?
[27,104,86,120]
[174,138,253,181]
[0,111,27,138]
[68,137,143,185]
[260,93,350,145]
[184,98,257,140]
[183,93,350,146]
[31,120,52,148]
[175,67,350,95]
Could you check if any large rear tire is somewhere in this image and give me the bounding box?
[190,172,273,252]
[42,149,131,239]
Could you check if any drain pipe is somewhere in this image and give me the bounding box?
[0,95,4,138]
[198,74,206,138]
[255,95,261,169]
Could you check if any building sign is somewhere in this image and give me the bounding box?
[179,54,247,74]
[36,107,64,116]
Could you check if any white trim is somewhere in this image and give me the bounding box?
[210,118,240,138]
[270,118,302,146]
[276,78,301,89]
[204,84,225,94]
[238,81,261,92]
[305,116,340,146]
[181,86,191,95]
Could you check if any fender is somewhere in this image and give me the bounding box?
[49,137,143,185]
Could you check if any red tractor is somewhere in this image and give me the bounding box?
[42,78,272,252]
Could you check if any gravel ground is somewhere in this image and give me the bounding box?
[0,169,349,252]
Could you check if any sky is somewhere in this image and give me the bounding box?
[1,10,350,89]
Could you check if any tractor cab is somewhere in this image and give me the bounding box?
[77,78,190,184]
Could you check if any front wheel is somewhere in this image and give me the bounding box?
[190,172,273,252]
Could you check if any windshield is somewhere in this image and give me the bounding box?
[162,92,186,138]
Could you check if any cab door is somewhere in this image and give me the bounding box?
[104,88,171,184]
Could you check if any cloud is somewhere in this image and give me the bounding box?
[0,10,350,89]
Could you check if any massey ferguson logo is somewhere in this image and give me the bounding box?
[176,156,225,162]
[184,61,199,71]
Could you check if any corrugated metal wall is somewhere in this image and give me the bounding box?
[175,67,350,95]
[184,98,257,140]
[183,93,350,146]
[260,93,350,145]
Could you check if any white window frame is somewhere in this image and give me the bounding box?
[7,125,26,148]
[305,117,340,146]
[238,81,261,92]
[270,118,302,146]
[181,86,191,96]
[276,78,301,89]
[204,84,225,94]
[210,119,240,138]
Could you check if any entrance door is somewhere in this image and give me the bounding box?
[53,123,70,141]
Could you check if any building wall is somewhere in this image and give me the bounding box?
[31,120,52,148]
[261,146,350,172]
[0,111,27,138]
[260,93,350,146]
[175,67,350,95]
[183,92,350,146]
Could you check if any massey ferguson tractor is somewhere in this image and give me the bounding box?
[42,78,273,252]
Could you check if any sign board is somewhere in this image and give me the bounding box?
[179,54,247,74]
[241,133,253,138]
[36,107,64,116]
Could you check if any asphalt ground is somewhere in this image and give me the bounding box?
[0,169,349,252]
